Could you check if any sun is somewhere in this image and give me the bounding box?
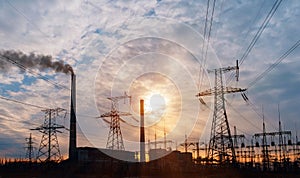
[145,93,166,112]
[144,93,167,125]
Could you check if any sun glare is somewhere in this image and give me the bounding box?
[144,93,167,124]
[150,93,166,109]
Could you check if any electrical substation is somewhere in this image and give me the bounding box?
[0,0,299,178]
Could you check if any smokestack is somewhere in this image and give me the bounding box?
[140,99,145,162]
[69,73,77,161]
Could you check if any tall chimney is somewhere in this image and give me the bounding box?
[69,73,77,161]
[140,99,145,162]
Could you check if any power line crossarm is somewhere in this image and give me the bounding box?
[254,131,291,137]
[197,87,246,97]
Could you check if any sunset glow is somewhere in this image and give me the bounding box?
[0,2,299,174]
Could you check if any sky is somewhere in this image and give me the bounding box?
[0,0,299,160]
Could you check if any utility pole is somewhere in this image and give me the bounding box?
[233,126,245,148]
[295,133,299,161]
[155,128,157,149]
[184,135,188,153]
[25,133,35,163]
[198,142,208,162]
[195,142,200,159]
[100,92,131,150]
[31,108,66,162]
[246,139,255,166]
[262,112,269,171]
[179,137,201,160]
[296,131,299,161]
[196,60,246,164]
[232,126,245,164]
[164,128,167,150]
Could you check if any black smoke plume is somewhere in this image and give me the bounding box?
[0,50,73,74]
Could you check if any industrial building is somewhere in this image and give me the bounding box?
[77,147,137,162]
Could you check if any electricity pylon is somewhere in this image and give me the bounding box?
[100,93,131,150]
[25,133,35,163]
[31,108,66,162]
[196,61,246,164]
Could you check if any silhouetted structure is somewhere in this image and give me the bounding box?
[254,115,292,171]
[196,60,246,164]
[140,99,145,162]
[25,133,34,162]
[100,93,131,150]
[31,108,66,162]
[69,73,77,161]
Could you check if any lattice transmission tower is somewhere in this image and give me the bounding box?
[100,93,131,150]
[196,61,246,164]
[25,133,35,162]
[31,108,66,162]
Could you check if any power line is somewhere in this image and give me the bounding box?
[242,0,267,47]
[204,0,216,63]
[0,95,47,109]
[229,0,267,68]
[0,114,41,127]
[227,0,283,84]
[0,54,98,120]
[0,55,70,90]
[203,0,210,45]
[198,0,217,92]
[0,56,98,118]
[5,0,51,39]
[247,39,300,89]
[225,99,262,132]
[3,1,72,91]
[246,98,278,131]
[197,0,211,90]
[239,0,282,66]
[4,0,73,91]
[0,94,99,122]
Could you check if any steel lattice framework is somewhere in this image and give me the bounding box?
[31,108,66,162]
[196,61,246,164]
[100,93,131,150]
[25,133,35,162]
